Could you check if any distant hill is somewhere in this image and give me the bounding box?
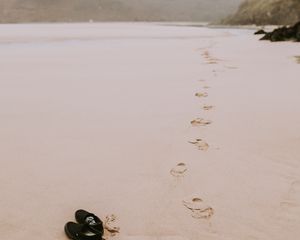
[223,0,300,25]
[0,0,242,23]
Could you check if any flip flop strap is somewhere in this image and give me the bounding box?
[84,215,103,235]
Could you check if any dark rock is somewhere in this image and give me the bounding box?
[258,21,300,42]
[260,32,272,40]
[295,22,300,41]
[254,29,266,35]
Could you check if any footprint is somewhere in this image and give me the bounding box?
[203,105,214,111]
[183,197,214,219]
[195,92,208,98]
[191,118,212,127]
[183,197,205,210]
[207,60,218,64]
[191,208,214,219]
[188,139,209,151]
[104,214,120,237]
[170,163,187,177]
[202,50,220,64]
[202,50,210,58]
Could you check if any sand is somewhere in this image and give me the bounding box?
[0,23,300,240]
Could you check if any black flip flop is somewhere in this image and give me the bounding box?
[75,209,104,236]
[64,222,102,240]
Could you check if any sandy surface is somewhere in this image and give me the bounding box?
[0,23,300,240]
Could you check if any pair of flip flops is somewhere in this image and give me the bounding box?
[65,209,104,240]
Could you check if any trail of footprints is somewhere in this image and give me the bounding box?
[170,50,218,220]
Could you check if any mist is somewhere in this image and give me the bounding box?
[0,0,244,23]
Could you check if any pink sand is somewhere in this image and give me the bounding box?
[0,23,300,240]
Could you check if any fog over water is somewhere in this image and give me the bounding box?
[0,0,243,23]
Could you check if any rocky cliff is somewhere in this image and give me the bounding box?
[223,0,300,25]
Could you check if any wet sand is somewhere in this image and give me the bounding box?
[0,23,300,240]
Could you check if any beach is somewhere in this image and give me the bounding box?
[0,23,300,240]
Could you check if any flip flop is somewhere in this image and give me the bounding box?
[64,222,102,240]
[75,209,104,236]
